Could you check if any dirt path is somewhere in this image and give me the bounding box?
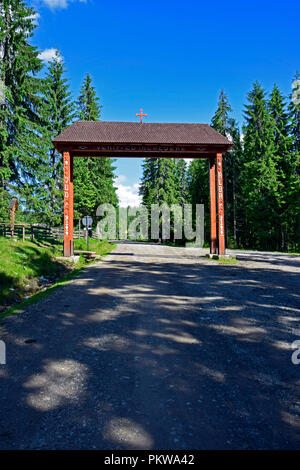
[0,242,300,449]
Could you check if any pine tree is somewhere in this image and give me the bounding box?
[287,73,300,248]
[289,72,300,151]
[0,0,43,217]
[211,90,232,246]
[226,118,243,248]
[139,158,183,207]
[211,90,232,135]
[139,158,158,209]
[241,82,280,249]
[139,157,186,241]
[32,50,75,225]
[175,159,188,204]
[74,74,117,223]
[268,84,295,249]
[77,73,102,121]
[186,159,210,241]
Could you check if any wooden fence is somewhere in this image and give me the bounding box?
[0,223,99,241]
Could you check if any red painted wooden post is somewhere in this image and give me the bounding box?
[209,156,217,254]
[63,151,74,257]
[216,153,226,255]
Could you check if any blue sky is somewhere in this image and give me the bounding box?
[31,0,300,205]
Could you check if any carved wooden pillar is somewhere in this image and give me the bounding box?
[63,151,74,257]
[216,153,225,255]
[209,156,217,254]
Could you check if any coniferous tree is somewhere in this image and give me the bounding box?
[74,74,117,222]
[241,82,280,249]
[139,158,158,210]
[32,50,75,225]
[268,84,294,249]
[211,90,232,135]
[186,159,210,241]
[287,73,300,248]
[0,0,43,216]
[139,157,187,241]
[226,118,243,247]
[77,74,101,121]
[211,90,232,246]
[140,158,184,207]
[289,72,300,151]
[175,159,188,204]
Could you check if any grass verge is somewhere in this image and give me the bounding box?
[0,236,115,321]
[207,257,238,265]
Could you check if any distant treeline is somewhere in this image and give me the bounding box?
[1,1,299,251]
[140,84,300,252]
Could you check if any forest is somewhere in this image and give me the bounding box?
[1,1,299,252]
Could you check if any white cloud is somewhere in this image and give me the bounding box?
[115,175,127,184]
[115,176,142,208]
[40,0,87,9]
[38,48,62,62]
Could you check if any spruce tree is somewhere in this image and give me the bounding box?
[226,118,243,248]
[77,74,101,121]
[211,90,232,135]
[242,82,279,249]
[289,72,300,151]
[0,0,43,217]
[287,73,300,248]
[186,159,210,241]
[211,90,232,246]
[74,74,117,223]
[139,158,183,207]
[139,158,158,209]
[175,159,188,204]
[268,84,295,249]
[33,50,75,225]
[139,157,186,241]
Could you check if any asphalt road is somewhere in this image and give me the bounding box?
[1,242,300,449]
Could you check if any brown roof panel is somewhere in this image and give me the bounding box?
[53,121,231,146]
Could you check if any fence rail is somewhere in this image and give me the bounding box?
[0,223,98,241]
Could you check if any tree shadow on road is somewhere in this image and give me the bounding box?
[0,250,300,450]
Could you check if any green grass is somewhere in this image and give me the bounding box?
[215,258,238,264]
[229,247,300,255]
[0,236,115,319]
[207,256,238,265]
[0,266,85,321]
[74,238,114,256]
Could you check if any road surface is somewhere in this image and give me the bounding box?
[0,242,300,449]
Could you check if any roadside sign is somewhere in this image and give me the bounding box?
[82,216,93,227]
[81,216,93,251]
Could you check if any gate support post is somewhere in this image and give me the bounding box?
[63,151,74,257]
[216,153,226,255]
[209,156,217,254]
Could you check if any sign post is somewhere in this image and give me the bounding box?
[9,197,18,237]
